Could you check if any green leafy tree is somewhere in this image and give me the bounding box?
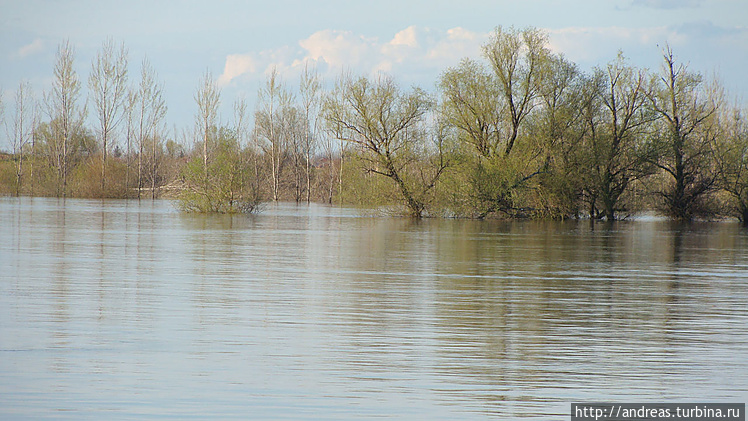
[646,46,721,220]
[440,58,502,158]
[439,27,551,218]
[324,73,446,217]
[483,26,549,157]
[714,105,748,222]
[178,126,261,213]
[531,54,590,218]
[585,53,657,219]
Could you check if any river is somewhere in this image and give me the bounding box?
[1,197,746,419]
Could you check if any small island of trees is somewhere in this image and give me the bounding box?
[2,27,747,222]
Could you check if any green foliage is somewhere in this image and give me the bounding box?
[713,106,748,222]
[4,33,748,223]
[178,127,262,214]
[0,160,14,195]
[646,47,721,220]
[69,156,131,198]
[323,73,446,217]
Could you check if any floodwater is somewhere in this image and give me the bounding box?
[1,197,747,419]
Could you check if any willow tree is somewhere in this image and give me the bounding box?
[89,38,128,195]
[586,53,657,219]
[533,54,589,218]
[439,58,502,158]
[324,73,446,218]
[714,105,748,223]
[647,46,720,220]
[439,27,551,218]
[483,26,549,157]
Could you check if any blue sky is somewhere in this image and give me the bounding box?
[1,0,747,150]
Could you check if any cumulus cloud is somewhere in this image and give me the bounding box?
[217,26,488,88]
[14,39,44,59]
[216,22,747,98]
[427,27,486,63]
[299,29,378,69]
[218,54,257,86]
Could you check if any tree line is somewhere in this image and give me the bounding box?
[1,27,747,221]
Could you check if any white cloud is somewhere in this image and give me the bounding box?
[299,29,378,70]
[426,27,486,63]
[216,22,748,100]
[14,39,44,59]
[217,53,257,86]
[389,26,419,48]
[217,26,489,89]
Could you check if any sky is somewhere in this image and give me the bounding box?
[1,0,747,151]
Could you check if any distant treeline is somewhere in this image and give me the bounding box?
[2,27,747,221]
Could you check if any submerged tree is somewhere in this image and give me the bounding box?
[647,46,721,220]
[438,27,552,218]
[714,105,748,223]
[179,126,262,213]
[324,73,446,217]
[532,54,589,218]
[179,73,261,213]
[255,68,291,202]
[586,53,657,219]
[134,58,168,198]
[6,81,35,196]
[89,38,129,195]
[44,39,86,197]
[300,64,321,203]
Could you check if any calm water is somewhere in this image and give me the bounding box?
[1,197,747,419]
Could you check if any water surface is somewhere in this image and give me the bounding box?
[1,198,747,419]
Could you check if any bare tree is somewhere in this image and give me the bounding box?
[124,88,137,194]
[320,71,353,204]
[233,96,249,147]
[89,38,129,195]
[194,70,220,183]
[233,95,261,203]
[135,58,168,198]
[286,105,305,202]
[6,81,34,196]
[45,40,86,197]
[256,67,291,201]
[300,64,321,203]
